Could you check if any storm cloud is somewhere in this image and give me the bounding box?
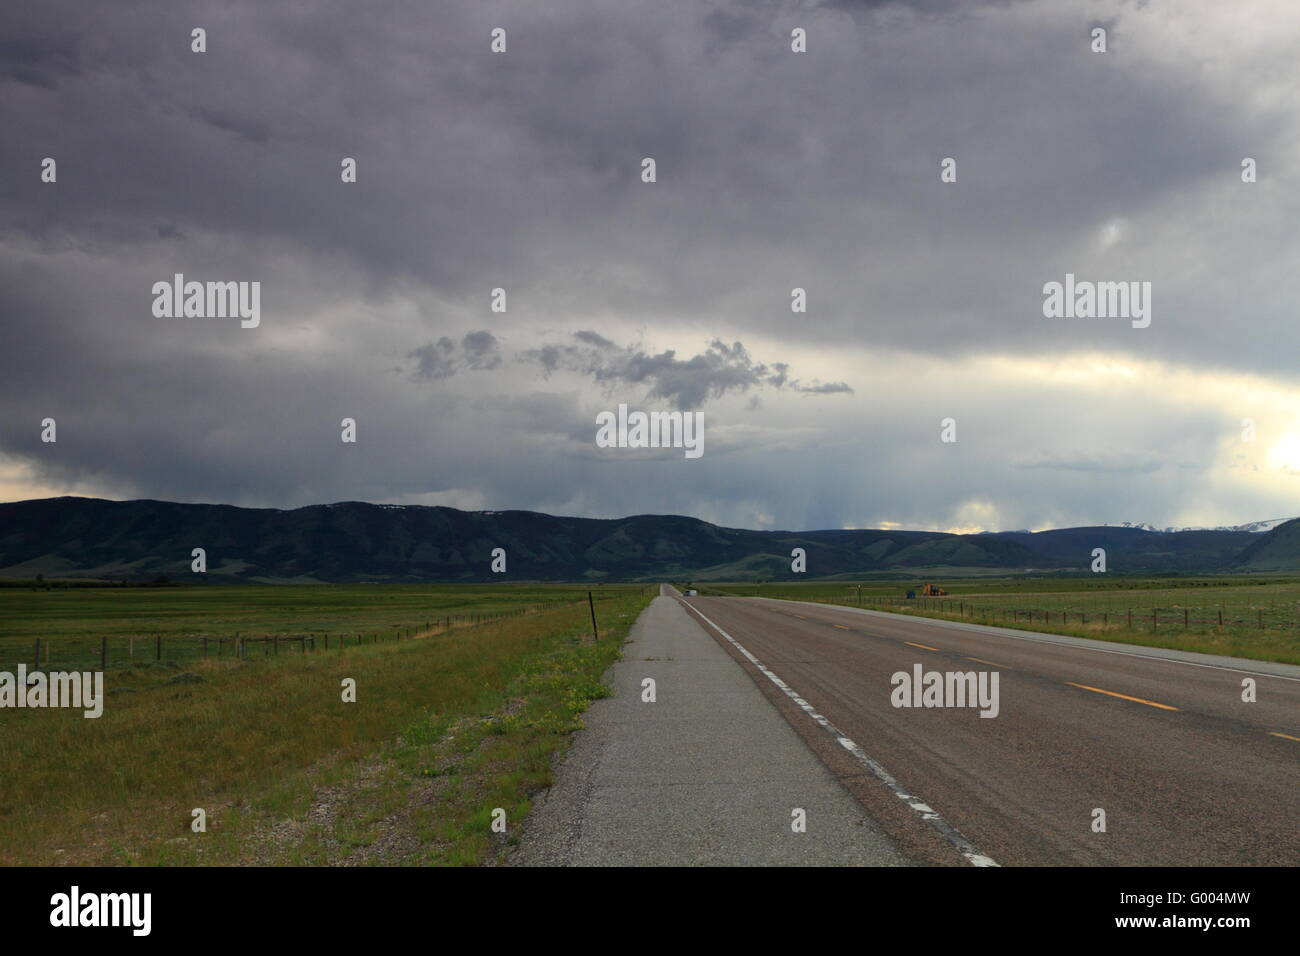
[520,334,852,409]
[1,0,1298,532]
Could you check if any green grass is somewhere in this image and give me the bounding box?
[694,577,1300,665]
[0,584,651,866]
[0,582,636,669]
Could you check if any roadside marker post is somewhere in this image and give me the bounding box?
[588,591,599,641]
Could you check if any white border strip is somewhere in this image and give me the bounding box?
[679,597,998,868]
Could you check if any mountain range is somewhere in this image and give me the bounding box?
[1,496,1299,583]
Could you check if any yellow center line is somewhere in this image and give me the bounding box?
[905,641,939,651]
[795,615,807,619]
[966,656,1005,668]
[1065,682,1179,711]
[1268,731,1300,742]
[833,624,850,630]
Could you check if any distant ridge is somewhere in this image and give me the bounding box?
[0,497,1296,582]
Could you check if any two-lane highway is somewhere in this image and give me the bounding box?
[677,592,1300,866]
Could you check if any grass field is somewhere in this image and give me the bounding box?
[0,583,639,669]
[695,576,1300,665]
[0,583,651,865]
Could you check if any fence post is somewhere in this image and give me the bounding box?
[588,591,599,642]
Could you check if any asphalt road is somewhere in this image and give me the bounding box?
[676,591,1300,866]
[511,591,912,866]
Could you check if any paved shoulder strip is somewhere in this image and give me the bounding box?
[512,594,912,866]
[680,598,998,868]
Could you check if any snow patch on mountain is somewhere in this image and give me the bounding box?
[1115,518,1294,534]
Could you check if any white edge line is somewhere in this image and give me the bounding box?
[678,596,998,868]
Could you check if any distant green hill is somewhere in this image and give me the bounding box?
[1234,518,1300,570]
[0,497,1292,582]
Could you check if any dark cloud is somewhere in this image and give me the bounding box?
[408,331,502,380]
[190,107,273,145]
[519,334,853,410]
[0,32,81,89]
[0,1,1296,532]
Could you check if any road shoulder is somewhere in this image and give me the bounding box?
[511,594,912,866]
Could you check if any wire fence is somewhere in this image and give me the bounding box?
[694,583,1300,637]
[2,592,633,672]
[748,589,1300,634]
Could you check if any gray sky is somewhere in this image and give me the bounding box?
[2,0,1298,532]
